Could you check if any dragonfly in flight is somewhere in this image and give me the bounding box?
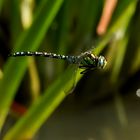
[10,51,107,74]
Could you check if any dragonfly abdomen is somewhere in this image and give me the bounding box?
[11,51,62,58]
[10,51,79,63]
[11,51,65,58]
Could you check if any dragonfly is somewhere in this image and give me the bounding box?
[10,51,107,74]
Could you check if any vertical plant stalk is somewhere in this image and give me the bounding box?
[97,0,118,35]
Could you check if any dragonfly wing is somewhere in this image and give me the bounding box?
[64,65,78,94]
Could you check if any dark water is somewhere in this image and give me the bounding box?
[39,89,140,140]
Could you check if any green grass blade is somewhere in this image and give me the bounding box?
[110,34,129,83]
[0,0,4,12]
[0,0,63,130]
[3,66,75,140]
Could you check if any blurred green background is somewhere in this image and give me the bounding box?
[0,0,140,140]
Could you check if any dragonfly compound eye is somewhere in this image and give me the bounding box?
[97,56,107,69]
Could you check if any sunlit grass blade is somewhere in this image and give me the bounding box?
[3,66,75,140]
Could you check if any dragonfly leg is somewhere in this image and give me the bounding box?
[79,65,89,69]
[80,67,96,74]
[80,68,91,74]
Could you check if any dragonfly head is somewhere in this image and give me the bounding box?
[97,56,107,69]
